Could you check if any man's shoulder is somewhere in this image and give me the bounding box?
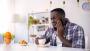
[67,22,83,29]
[68,22,77,26]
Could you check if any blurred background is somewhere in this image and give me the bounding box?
[0,0,90,49]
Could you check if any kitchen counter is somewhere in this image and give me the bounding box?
[0,44,87,51]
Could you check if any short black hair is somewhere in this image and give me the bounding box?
[51,8,65,18]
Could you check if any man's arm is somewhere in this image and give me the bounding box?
[35,28,51,45]
[44,28,51,44]
[58,30,72,47]
[72,26,85,48]
[56,20,72,47]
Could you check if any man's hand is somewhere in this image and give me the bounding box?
[35,37,39,45]
[56,19,64,37]
[55,19,72,47]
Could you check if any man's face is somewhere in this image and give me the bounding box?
[51,11,62,28]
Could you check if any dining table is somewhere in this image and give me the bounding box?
[0,43,88,51]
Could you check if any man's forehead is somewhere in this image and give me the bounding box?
[51,11,60,17]
[51,11,57,13]
[51,11,58,14]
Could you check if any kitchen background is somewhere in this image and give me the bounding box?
[0,0,90,49]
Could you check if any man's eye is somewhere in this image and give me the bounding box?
[51,18,53,20]
[51,17,55,19]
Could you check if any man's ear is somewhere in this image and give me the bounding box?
[60,18,66,25]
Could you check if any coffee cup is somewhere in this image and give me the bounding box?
[38,38,46,45]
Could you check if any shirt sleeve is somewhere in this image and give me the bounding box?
[43,28,51,44]
[42,28,57,46]
[72,26,85,48]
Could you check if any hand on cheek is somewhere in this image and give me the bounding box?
[56,19,64,37]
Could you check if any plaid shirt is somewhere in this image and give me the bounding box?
[43,22,85,48]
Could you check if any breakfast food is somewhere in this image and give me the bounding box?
[19,40,28,46]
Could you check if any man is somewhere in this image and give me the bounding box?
[35,8,85,48]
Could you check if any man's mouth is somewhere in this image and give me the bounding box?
[54,27,57,31]
[52,22,57,31]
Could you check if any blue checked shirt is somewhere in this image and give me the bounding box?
[43,22,85,48]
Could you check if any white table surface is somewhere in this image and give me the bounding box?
[0,44,87,51]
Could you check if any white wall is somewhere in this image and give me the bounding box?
[0,0,15,34]
[14,0,50,15]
